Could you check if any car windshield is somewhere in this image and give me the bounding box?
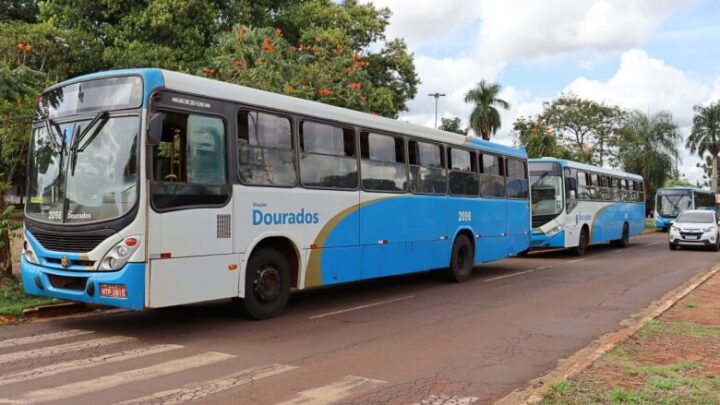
[26,116,140,224]
[657,191,692,217]
[531,173,564,216]
[676,212,715,224]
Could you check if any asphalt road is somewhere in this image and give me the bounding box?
[1,232,718,405]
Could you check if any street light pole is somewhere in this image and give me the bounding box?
[428,93,446,129]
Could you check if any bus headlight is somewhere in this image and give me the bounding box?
[99,237,140,271]
[545,225,563,236]
[22,239,39,265]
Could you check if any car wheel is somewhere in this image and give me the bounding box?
[669,242,678,250]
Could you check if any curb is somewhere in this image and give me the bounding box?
[22,302,116,320]
[494,261,720,405]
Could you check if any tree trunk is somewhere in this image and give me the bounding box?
[712,155,718,194]
[0,195,12,278]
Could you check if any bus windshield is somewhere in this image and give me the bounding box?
[531,173,564,216]
[656,190,692,217]
[26,116,139,224]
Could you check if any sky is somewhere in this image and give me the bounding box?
[368,0,720,185]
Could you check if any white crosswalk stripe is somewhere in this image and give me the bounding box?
[276,375,387,405]
[116,363,298,405]
[0,352,235,404]
[0,336,134,365]
[0,330,93,349]
[0,344,181,387]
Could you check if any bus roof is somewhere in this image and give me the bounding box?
[529,157,643,181]
[657,187,713,194]
[47,68,527,159]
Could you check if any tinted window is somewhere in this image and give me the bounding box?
[409,140,446,194]
[360,132,407,192]
[238,110,296,186]
[506,158,528,199]
[299,122,357,189]
[577,171,590,200]
[448,148,478,196]
[151,112,229,210]
[589,173,600,200]
[480,154,505,197]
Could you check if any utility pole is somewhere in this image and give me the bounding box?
[428,93,446,129]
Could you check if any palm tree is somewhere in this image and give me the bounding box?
[620,110,680,199]
[464,80,510,140]
[686,102,720,192]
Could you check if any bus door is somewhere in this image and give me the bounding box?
[145,93,239,307]
[477,154,507,261]
[564,168,580,244]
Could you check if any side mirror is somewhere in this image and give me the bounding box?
[147,112,165,145]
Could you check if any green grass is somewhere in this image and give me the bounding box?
[683,300,698,309]
[541,319,720,405]
[638,319,720,339]
[643,218,657,234]
[0,276,58,318]
[10,228,22,264]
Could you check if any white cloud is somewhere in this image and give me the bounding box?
[475,0,693,62]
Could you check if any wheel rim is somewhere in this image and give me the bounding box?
[253,265,282,304]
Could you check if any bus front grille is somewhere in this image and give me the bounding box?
[32,232,107,253]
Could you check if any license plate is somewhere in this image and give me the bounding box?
[100,284,127,298]
[686,235,699,240]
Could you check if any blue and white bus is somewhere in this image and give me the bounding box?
[529,158,645,255]
[654,187,716,231]
[21,68,531,319]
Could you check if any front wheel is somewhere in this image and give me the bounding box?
[669,242,679,250]
[238,248,291,320]
[445,235,474,282]
[712,236,720,252]
[573,227,589,256]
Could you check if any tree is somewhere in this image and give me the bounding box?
[619,110,680,200]
[513,116,572,159]
[542,93,624,165]
[439,117,468,135]
[686,102,720,193]
[664,177,696,188]
[464,79,510,140]
[1,0,39,23]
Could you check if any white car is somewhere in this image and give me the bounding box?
[669,210,720,251]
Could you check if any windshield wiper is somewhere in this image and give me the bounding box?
[43,118,63,151]
[70,111,109,175]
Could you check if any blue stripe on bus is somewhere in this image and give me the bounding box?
[590,203,645,243]
[308,195,530,287]
[531,230,565,249]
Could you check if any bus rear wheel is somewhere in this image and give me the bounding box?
[445,234,474,283]
[239,248,290,320]
[573,227,589,256]
[610,223,630,248]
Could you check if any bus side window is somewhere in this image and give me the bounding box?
[299,121,357,189]
[448,148,479,196]
[506,158,528,199]
[590,173,600,200]
[408,140,446,194]
[620,178,628,201]
[151,111,230,210]
[612,178,622,201]
[577,171,590,200]
[238,110,296,187]
[479,154,505,197]
[360,131,407,192]
[600,175,611,200]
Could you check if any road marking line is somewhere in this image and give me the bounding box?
[566,258,584,264]
[116,363,298,405]
[276,375,386,405]
[646,241,662,247]
[484,269,534,282]
[534,265,553,271]
[1,352,235,404]
[0,330,94,349]
[309,295,415,320]
[614,249,624,253]
[0,344,181,387]
[0,336,134,365]
[413,394,479,404]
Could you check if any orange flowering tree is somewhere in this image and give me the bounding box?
[203,26,396,117]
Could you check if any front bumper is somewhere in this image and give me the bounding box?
[655,217,674,229]
[531,229,565,249]
[669,231,716,247]
[21,258,146,310]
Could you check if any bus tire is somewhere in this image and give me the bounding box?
[239,248,291,320]
[611,223,630,248]
[573,226,589,256]
[446,234,474,283]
